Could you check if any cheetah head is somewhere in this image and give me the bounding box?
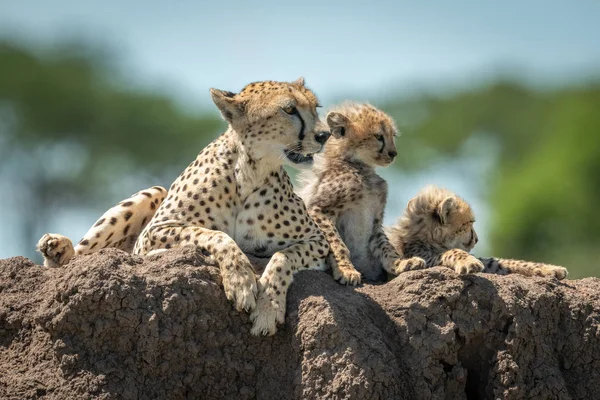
[325,103,398,167]
[210,78,329,168]
[399,186,479,251]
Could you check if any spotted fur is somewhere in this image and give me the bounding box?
[298,102,425,283]
[386,185,568,279]
[38,78,332,336]
[36,186,167,268]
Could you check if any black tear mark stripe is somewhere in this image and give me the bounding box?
[292,109,306,141]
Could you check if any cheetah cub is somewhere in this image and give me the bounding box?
[386,185,568,279]
[298,102,425,283]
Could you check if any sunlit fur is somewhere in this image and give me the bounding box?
[324,102,399,167]
[387,185,568,279]
[388,185,478,254]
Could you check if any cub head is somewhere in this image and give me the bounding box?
[210,78,329,168]
[399,186,478,251]
[324,102,398,167]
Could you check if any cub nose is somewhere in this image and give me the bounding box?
[315,131,331,145]
[388,150,398,158]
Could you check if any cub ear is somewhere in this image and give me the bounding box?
[436,196,455,224]
[326,111,350,139]
[292,77,305,86]
[210,88,245,123]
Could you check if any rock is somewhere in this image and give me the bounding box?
[0,247,599,399]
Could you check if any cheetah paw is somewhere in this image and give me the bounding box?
[249,288,284,336]
[534,265,568,280]
[454,256,484,275]
[394,256,427,274]
[36,233,75,268]
[222,258,258,313]
[333,264,362,286]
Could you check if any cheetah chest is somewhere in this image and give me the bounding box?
[336,196,376,269]
[234,186,311,257]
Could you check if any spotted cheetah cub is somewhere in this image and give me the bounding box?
[298,103,425,283]
[386,185,568,279]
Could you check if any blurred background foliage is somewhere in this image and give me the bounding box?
[0,41,222,257]
[1,28,599,277]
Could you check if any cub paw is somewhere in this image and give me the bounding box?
[534,265,568,280]
[552,266,568,280]
[36,233,75,268]
[394,256,427,274]
[333,263,362,286]
[221,256,258,313]
[454,256,484,275]
[249,287,284,336]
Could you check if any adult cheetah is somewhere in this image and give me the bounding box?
[38,78,331,335]
[297,102,425,283]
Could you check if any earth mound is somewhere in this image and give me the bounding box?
[1,247,599,399]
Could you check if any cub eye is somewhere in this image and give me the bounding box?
[375,134,384,142]
[283,105,297,114]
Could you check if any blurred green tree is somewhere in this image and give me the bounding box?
[0,41,223,258]
[385,80,600,278]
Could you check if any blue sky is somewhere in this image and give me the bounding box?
[1,0,599,107]
[1,0,599,259]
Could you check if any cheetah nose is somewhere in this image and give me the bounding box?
[314,131,331,145]
[388,150,397,158]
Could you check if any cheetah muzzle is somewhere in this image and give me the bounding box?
[284,148,315,164]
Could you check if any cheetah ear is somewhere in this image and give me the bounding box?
[210,88,246,123]
[292,77,305,86]
[436,196,455,225]
[326,111,350,139]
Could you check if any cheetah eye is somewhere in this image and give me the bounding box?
[374,134,384,142]
[283,105,297,115]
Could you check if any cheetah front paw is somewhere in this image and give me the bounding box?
[221,256,258,313]
[249,287,285,336]
[333,263,362,286]
[36,233,75,268]
[393,256,427,274]
[454,255,484,275]
[534,264,568,280]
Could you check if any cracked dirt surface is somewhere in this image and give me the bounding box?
[1,247,599,399]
